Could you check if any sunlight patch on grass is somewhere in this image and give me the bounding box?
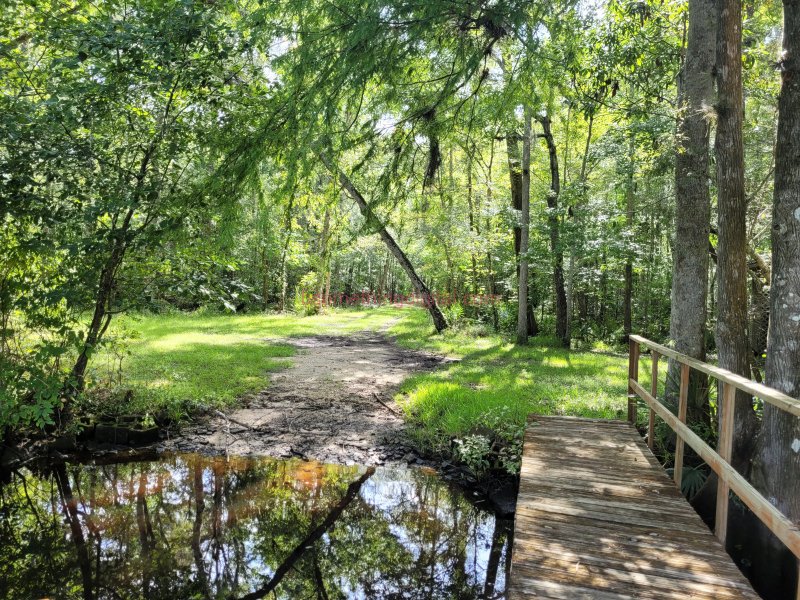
[387,308,629,453]
[89,306,410,420]
[87,304,630,441]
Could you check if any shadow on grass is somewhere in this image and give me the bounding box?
[388,311,629,447]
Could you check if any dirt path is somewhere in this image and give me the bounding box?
[164,329,448,465]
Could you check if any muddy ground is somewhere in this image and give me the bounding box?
[1,328,518,514]
[162,331,450,465]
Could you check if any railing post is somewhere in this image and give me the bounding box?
[715,381,736,545]
[674,362,690,489]
[648,351,659,450]
[628,338,640,424]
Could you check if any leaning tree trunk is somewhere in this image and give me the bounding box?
[69,208,135,398]
[319,152,448,332]
[517,109,532,344]
[715,0,759,478]
[751,0,800,594]
[667,0,715,426]
[536,114,569,348]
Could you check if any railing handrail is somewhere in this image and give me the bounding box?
[629,334,800,417]
[626,334,800,594]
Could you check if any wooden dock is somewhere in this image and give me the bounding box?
[508,416,759,599]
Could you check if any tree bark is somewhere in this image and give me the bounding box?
[715,0,759,479]
[277,192,295,311]
[317,207,331,309]
[751,0,800,593]
[517,110,532,344]
[536,113,569,347]
[466,152,479,295]
[68,208,135,397]
[319,152,448,332]
[507,135,538,336]
[623,134,635,342]
[667,0,715,426]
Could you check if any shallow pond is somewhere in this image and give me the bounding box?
[0,454,511,599]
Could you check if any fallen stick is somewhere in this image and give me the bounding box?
[373,392,402,417]
[213,409,254,430]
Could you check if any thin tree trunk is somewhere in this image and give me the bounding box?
[466,152,479,295]
[317,207,330,309]
[319,152,448,332]
[667,0,715,426]
[752,1,800,594]
[715,0,758,478]
[536,114,569,347]
[486,140,500,330]
[623,134,635,341]
[507,134,538,335]
[517,109,532,344]
[569,113,595,340]
[69,208,135,397]
[278,193,294,312]
[261,247,269,310]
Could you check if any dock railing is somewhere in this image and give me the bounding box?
[627,334,800,598]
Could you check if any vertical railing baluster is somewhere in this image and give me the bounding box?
[648,351,659,450]
[674,363,690,489]
[716,381,736,544]
[628,338,640,424]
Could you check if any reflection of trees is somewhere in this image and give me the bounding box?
[239,466,376,600]
[53,463,94,600]
[0,456,510,599]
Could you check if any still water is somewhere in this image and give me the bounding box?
[0,454,511,599]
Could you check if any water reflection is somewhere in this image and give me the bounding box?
[0,454,511,599]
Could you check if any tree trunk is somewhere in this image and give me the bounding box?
[466,152,479,295]
[536,114,569,347]
[317,207,330,309]
[507,134,538,336]
[320,152,448,332]
[715,0,759,479]
[667,0,715,426]
[517,110,532,344]
[748,250,770,380]
[68,208,135,399]
[751,1,800,594]
[485,140,500,331]
[278,193,294,312]
[623,134,635,341]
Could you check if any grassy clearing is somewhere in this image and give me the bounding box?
[386,309,631,455]
[88,305,634,459]
[88,307,405,420]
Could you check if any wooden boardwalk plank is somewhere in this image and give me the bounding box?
[508,416,760,599]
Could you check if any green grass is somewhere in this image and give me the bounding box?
[87,305,634,450]
[385,309,632,452]
[87,306,407,420]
